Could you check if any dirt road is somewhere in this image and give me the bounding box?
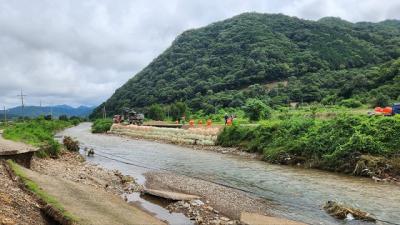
[20,165,165,225]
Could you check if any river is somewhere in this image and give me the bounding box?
[58,123,400,225]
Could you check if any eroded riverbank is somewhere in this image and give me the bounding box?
[58,123,400,225]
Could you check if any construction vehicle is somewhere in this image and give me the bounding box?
[373,103,400,116]
[125,109,144,125]
[113,108,145,125]
[392,103,400,115]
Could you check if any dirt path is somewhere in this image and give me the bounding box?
[0,135,37,154]
[19,166,165,225]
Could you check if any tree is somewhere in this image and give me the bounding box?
[147,104,165,121]
[59,115,68,121]
[170,102,189,120]
[244,99,271,121]
[373,93,390,107]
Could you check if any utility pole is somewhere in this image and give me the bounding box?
[17,89,27,120]
[3,106,6,126]
[102,105,107,119]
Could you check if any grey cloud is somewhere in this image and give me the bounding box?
[0,0,399,108]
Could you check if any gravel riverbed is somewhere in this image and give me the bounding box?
[145,171,271,220]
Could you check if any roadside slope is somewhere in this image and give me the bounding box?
[0,162,48,225]
[18,166,165,225]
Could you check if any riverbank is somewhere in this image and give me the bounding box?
[61,123,400,224]
[1,150,166,225]
[108,125,261,159]
[24,151,254,225]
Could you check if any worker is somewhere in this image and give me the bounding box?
[227,117,232,126]
[224,114,229,125]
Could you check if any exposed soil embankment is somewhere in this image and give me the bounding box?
[0,161,48,225]
[110,124,220,145]
[109,124,261,159]
[31,151,141,195]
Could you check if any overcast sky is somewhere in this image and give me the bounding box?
[1,0,399,108]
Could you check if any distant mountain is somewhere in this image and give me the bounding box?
[2,105,94,118]
[91,13,400,117]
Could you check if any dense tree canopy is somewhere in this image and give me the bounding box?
[92,13,400,118]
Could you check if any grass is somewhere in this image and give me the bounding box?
[7,160,78,223]
[2,118,74,157]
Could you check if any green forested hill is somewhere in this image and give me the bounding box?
[92,13,400,117]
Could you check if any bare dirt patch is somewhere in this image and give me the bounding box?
[31,151,141,195]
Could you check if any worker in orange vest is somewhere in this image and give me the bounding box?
[227,117,232,126]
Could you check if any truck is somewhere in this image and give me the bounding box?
[113,108,144,125]
[125,109,144,125]
[392,103,400,115]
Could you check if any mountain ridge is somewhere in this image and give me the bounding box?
[2,105,94,118]
[91,12,400,117]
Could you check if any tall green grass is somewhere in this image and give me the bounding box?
[3,118,74,157]
[217,114,400,173]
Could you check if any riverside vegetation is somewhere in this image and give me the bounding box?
[217,114,400,178]
[2,117,81,158]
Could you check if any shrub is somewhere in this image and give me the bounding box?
[339,99,362,108]
[39,140,61,158]
[63,136,79,152]
[59,115,69,121]
[91,119,113,133]
[244,98,272,121]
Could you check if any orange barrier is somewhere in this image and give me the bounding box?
[383,107,392,115]
[206,119,212,127]
[375,106,392,115]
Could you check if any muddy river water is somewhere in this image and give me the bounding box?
[58,123,400,225]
